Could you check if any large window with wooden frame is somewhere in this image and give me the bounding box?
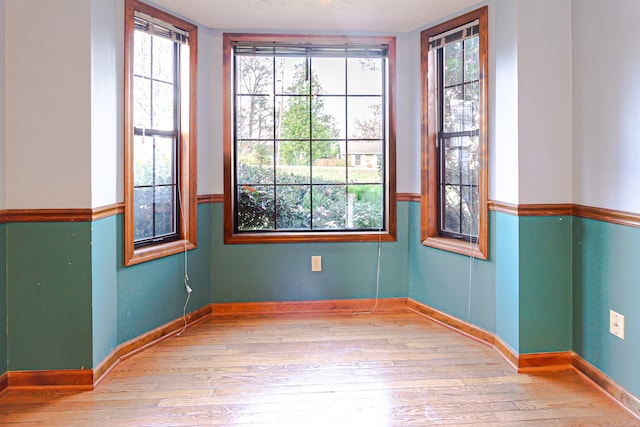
[421,7,488,259]
[223,34,396,244]
[124,0,197,266]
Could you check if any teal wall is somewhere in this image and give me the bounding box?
[518,215,572,353]
[408,203,497,333]
[573,217,640,398]
[91,216,118,367]
[6,222,93,371]
[210,202,410,303]
[408,207,573,356]
[0,223,6,375]
[495,211,520,352]
[116,204,212,343]
[0,204,213,372]
[2,201,639,406]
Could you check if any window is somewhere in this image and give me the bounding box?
[124,0,197,266]
[421,7,488,259]
[223,34,396,244]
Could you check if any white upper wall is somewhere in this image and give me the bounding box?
[517,0,572,204]
[572,0,640,212]
[5,0,631,212]
[404,30,422,195]
[90,0,121,208]
[5,0,92,209]
[393,32,413,195]
[491,0,519,204]
[0,0,6,210]
[197,28,221,196]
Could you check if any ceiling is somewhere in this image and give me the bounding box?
[148,0,479,33]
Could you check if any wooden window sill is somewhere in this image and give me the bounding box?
[126,239,196,266]
[225,231,396,245]
[422,236,487,260]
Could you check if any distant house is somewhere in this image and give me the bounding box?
[340,141,381,168]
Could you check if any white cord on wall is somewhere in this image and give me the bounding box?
[355,195,384,316]
[176,172,192,337]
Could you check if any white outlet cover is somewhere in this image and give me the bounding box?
[610,310,625,340]
[311,256,322,272]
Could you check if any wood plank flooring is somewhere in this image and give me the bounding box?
[1,311,638,426]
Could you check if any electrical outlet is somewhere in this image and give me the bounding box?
[610,309,625,340]
[311,256,322,272]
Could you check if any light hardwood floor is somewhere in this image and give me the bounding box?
[1,311,638,426]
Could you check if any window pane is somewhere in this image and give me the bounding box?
[460,185,478,237]
[443,136,479,186]
[312,57,345,95]
[237,57,273,95]
[152,36,175,83]
[443,85,464,132]
[462,135,479,186]
[276,57,308,95]
[134,187,153,241]
[348,184,383,229]
[312,185,346,229]
[348,141,382,184]
[442,185,461,234]
[312,141,346,184]
[134,32,151,78]
[134,135,153,186]
[275,185,311,229]
[348,58,383,95]
[464,37,479,82]
[154,136,175,185]
[278,95,310,139]
[237,140,274,184]
[315,96,345,139]
[133,75,151,128]
[311,135,340,165]
[469,185,480,236]
[312,140,341,167]
[237,95,274,140]
[444,41,463,86]
[277,141,310,183]
[347,97,382,139]
[154,185,176,236]
[237,185,275,230]
[443,137,461,185]
[152,81,174,130]
[464,81,480,130]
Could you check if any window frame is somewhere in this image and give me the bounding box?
[124,0,198,266]
[223,33,397,244]
[420,7,488,259]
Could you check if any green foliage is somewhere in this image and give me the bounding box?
[279,64,340,165]
[350,185,383,229]
[237,166,383,231]
[312,185,346,229]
